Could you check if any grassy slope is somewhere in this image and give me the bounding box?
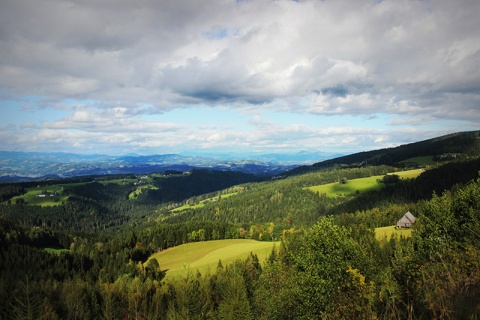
[306,169,423,197]
[11,186,68,206]
[129,184,159,199]
[149,239,277,279]
[44,248,70,255]
[395,169,424,179]
[9,175,158,204]
[9,180,96,206]
[171,192,238,212]
[399,156,436,166]
[375,225,413,243]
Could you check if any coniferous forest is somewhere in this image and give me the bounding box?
[2,0,480,315]
[1,147,480,318]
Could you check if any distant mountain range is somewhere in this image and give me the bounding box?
[0,150,343,181]
[3,130,479,182]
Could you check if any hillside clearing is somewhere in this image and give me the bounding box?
[395,169,424,179]
[129,184,159,199]
[375,225,413,243]
[306,169,423,197]
[149,239,277,279]
[400,156,436,166]
[11,186,68,206]
[44,247,70,255]
[171,192,238,212]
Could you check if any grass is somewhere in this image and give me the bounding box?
[171,192,238,212]
[97,178,139,185]
[129,184,159,199]
[171,202,206,212]
[8,175,164,204]
[56,182,91,187]
[395,169,424,179]
[306,169,423,198]
[375,225,413,243]
[148,239,277,279]
[44,247,70,255]
[11,186,68,206]
[307,175,384,197]
[399,156,435,166]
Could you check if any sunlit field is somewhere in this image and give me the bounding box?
[375,225,413,243]
[306,169,423,197]
[148,239,277,279]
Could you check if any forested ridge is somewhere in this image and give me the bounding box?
[1,154,480,318]
[288,130,480,175]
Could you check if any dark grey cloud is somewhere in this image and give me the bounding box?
[0,0,479,154]
[1,0,479,113]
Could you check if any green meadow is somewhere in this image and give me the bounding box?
[148,239,277,279]
[400,156,436,166]
[97,178,140,185]
[129,184,159,199]
[395,169,424,179]
[171,192,238,212]
[9,175,163,204]
[11,186,68,206]
[375,225,413,243]
[306,169,423,197]
[44,247,70,255]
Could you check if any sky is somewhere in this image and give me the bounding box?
[1,0,479,156]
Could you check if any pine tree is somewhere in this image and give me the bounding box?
[11,278,42,320]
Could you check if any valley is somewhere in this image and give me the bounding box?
[1,130,480,319]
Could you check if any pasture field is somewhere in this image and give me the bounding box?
[8,175,162,204]
[375,225,413,243]
[307,175,383,197]
[396,169,424,179]
[97,177,140,185]
[55,182,91,188]
[400,156,435,166]
[306,169,423,197]
[171,192,238,212]
[44,247,70,255]
[129,184,159,199]
[171,202,206,212]
[149,239,277,279]
[11,186,68,206]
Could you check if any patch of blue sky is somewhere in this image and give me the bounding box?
[203,26,229,39]
[1,101,25,125]
[1,96,75,126]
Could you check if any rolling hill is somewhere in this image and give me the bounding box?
[288,130,480,175]
[148,239,277,279]
[2,131,480,318]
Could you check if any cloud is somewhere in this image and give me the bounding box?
[41,107,184,134]
[20,122,40,129]
[0,0,479,154]
[2,0,479,105]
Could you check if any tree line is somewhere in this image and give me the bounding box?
[1,158,480,318]
[1,175,480,318]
